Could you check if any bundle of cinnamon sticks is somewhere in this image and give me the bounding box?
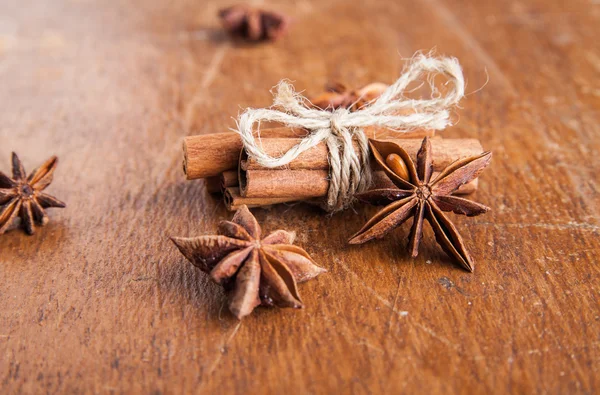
[183,126,484,210]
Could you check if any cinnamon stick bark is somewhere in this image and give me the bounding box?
[241,169,477,198]
[224,187,298,211]
[220,170,238,189]
[203,171,238,195]
[241,138,483,171]
[183,126,434,179]
[223,174,477,211]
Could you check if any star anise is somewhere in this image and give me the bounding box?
[310,82,388,111]
[218,5,290,42]
[349,138,492,271]
[171,205,326,319]
[0,153,66,235]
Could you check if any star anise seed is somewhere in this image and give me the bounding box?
[171,205,326,319]
[349,138,492,272]
[218,5,290,42]
[0,153,66,235]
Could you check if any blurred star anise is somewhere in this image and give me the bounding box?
[219,5,290,42]
[310,82,388,112]
[171,205,326,319]
[349,138,492,271]
[0,153,66,235]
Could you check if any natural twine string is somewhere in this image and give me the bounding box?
[235,54,465,212]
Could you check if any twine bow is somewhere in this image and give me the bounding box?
[235,54,466,212]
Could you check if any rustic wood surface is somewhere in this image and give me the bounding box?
[1,0,599,393]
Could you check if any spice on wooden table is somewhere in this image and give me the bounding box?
[239,169,478,199]
[0,153,66,235]
[310,82,389,111]
[239,138,481,172]
[171,205,326,319]
[218,4,290,42]
[224,187,298,211]
[234,137,483,209]
[183,127,434,180]
[349,138,492,271]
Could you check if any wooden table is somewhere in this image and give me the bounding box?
[1,0,598,393]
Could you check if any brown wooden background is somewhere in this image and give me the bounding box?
[1,0,599,393]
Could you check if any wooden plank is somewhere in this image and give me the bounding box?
[0,0,598,393]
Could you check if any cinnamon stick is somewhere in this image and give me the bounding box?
[205,171,239,195]
[242,170,323,199]
[224,187,298,211]
[241,169,477,199]
[183,126,435,179]
[223,175,476,211]
[241,138,483,171]
[220,170,238,189]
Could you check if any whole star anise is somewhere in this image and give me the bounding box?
[218,5,290,42]
[0,153,66,235]
[349,138,492,271]
[171,205,326,319]
[310,82,388,112]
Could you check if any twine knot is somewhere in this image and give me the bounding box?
[329,108,349,133]
[323,107,371,211]
[235,54,465,212]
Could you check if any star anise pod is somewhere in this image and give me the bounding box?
[310,82,388,111]
[0,153,66,235]
[218,5,290,42]
[349,138,492,271]
[171,205,326,319]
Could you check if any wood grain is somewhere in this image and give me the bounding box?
[0,0,598,393]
